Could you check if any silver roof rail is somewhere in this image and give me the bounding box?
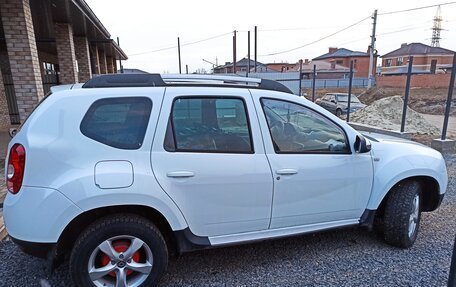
[161,74,261,85]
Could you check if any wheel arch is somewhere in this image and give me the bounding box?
[55,205,179,268]
[375,176,441,218]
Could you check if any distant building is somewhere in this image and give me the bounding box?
[264,63,296,72]
[313,47,375,78]
[213,58,264,73]
[380,42,454,75]
[289,59,351,79]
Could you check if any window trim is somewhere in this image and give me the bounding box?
[80,97,152,150]
[164,95,255,154]
[260,97,351,155]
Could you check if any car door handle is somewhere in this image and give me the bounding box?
[276,169,298,175]
[167,171,195,178]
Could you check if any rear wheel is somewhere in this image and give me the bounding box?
[383,181,422,248]
[69,214,168,287]
[335,109,342,117]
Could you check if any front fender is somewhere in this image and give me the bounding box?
[366,140,447,210]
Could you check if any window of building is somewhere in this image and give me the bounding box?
[353,59,358,69]
[261,98,348,154]
[397,57,403,66]
[80,97,152,150]
[42,62,56,75]
[165,97,253,153]
[336,60,343,65]
[385,59,392,67]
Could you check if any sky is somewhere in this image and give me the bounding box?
[85,0,456,73]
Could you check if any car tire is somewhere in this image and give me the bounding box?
[336,109,342,117]
[69,214,168,287]
[383,181,422,248]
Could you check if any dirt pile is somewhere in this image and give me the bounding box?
[351,96,440,135]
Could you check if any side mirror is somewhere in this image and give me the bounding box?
[354,135,371,153]
[331,100,336,103]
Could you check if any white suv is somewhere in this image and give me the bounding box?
[4,74,447,286]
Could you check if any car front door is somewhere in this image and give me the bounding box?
[151,87,273,237]
[251,90,373,229]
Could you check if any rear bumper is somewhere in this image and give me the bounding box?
[11,236,56,259]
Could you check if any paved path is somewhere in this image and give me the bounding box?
[422,114,456,137]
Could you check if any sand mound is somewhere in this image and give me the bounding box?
[351,96,439,135]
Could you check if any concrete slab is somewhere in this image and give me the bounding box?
[431,138,456,153]
[349,122,413,140]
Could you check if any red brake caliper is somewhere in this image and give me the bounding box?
[100,240,141,277]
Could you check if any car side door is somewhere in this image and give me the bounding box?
[250,89,373,229]
[151,87,273,237]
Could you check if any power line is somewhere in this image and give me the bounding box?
[258,15,371,57]
[129,31,232,57]
[378,1,456,15]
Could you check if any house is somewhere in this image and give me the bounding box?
[380,43,454,75]
[213,58,265,74]
[265,62,296,72]
[289,59,351,79]
[312,47,375,78]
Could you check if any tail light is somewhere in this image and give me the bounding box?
[7,143,26,194]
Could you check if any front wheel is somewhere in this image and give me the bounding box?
[69,214,168,287]
[383,181,422,248]
[335,109,342,117]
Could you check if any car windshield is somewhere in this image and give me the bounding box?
[336,95,360,103]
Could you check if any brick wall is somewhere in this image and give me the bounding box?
[54,22,78,84]
[74,36,91,82]
[98,49,107,74]
[382,55,454,68]
[0,0,44,122]
[377,74,452,88]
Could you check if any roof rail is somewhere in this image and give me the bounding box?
[82,73,293,94]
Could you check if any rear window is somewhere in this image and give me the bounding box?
[80,97,152,149]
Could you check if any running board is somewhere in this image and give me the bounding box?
[208,219,359,246]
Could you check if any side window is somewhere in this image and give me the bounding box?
[165,97,253,153]
[261,98,349,154]
[80,97,152,149]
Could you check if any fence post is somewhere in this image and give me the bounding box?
[442,52,456,140]
[312,64,316,102]
[298,60,303,96]
[400,56,414,133]
[346,61,354,123]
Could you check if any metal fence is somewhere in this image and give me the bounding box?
[2,74,20,124]
[236,72,372,95]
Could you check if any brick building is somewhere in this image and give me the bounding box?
[289,59,350,79]
[0,0,127,130]
[213,58,264,74]
[312,47,376,78]
[380,42,454,75]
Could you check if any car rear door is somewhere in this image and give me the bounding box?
[251,89,373,229]
[151,87,273,237]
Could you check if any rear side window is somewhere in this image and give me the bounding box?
[165,97,253,153]
[80,97,152,149]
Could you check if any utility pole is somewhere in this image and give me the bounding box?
[177,37,182,74]
[233,31,237,74]
[254,26,258,72]
[247,31,251,77]
[186,65,188,74]
[117,37,123,74]
[367,9,377,89]
[298,59,303,96]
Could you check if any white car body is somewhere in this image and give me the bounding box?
[3,74,447,263]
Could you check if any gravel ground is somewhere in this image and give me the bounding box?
[0,156,455,287]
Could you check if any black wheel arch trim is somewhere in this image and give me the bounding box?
[173,227,211,253]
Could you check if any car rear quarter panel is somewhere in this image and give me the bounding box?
[7,87,188,234]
